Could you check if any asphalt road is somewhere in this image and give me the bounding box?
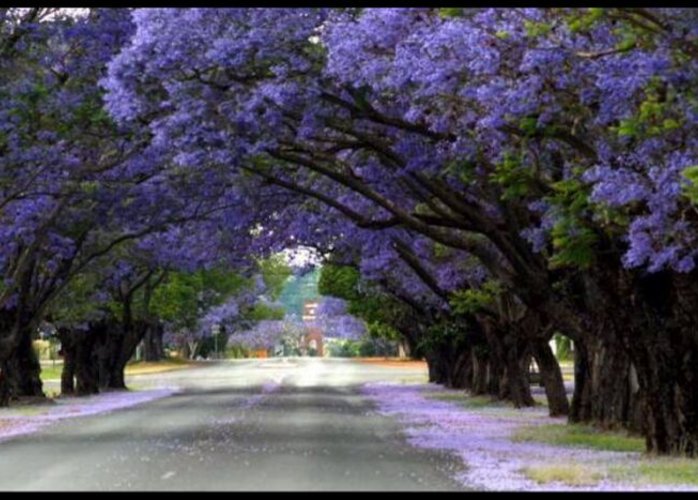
[0,358,466,491]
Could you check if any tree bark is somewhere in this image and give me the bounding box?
[531,338,569,416]
[74,332,99,396]
[568,333,638,430]
[6,329,44,399]
[143,321,164,362]
[57,328,76,396]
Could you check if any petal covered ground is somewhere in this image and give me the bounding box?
[363,382,698,492]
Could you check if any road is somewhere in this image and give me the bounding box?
[0,358,466,491]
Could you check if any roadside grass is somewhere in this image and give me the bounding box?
[512,422,645,453]
[521,458,698,489]
[608,458,698,486]
[522,463,603,487]
[39,364,63,381]
[124,357,194,376]
[39,357,194,383]
[431,392,509,408]
[397,375,429,384]
[430,391,550,415]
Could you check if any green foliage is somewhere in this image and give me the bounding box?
[524,20,552,38]
[433,242,453,260]
[151,267,248,330]
[449,280,502,315]
[318,264,408,344]
[566,8,604,33]
[366,320,401,342]
[545,178,598,269]
[151,272,203,329]
[444,158,477,185]
[681,166,698,204]
[418,318,472,353]
[47,271,109,325]
[327,339,361,357]
[549,219,598,269]
[258,254,292,300]
[318,264,360,301]
[438,8,464,18]
[327,337,397,357]
[491,152,534,200]
[554,333,573,360]
[246,302,285,321]
[613,79,681,140]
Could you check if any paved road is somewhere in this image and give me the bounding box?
[0,358,466,491]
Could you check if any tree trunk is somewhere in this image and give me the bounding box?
[626,271,698,455]
[568,333,639,430]
[0,361,9,407]
[6,330,44,399]
[143,321,164,362]
[471,349,490,395]
[629,336,697,455]
[102,319,148,390]
[531,338,569,417]
[503,338,535,408]
[58,328,76,396]
[74,333,99,396]
[570,340,592,423]
[425,350,447,384]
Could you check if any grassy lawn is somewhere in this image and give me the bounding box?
[431,392,512,409]
[124,357,194,376]
[513,422,645,452]
[430,391,549,412]
[433,388,697,489]
[522,463,603,487]
[608,458,698,486]
[39,364,63,382]
[39,357,194,382]
[521,457,698,488]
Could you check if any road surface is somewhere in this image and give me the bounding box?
[0,358,466,491]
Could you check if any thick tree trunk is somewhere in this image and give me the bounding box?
[624,272,698,455]
[58,329,76,396]
[630,336,697,455]
[569,333,638,430]
[570,340,592,423]
[425,350,447,385]
[483,323,534,408]
[74,333,99,396]
[96,318,148,391]
[0,361,9,407]
[444,348,472,390]
[503,338,535,408]
[470,349,490,395]
[6,330,44,399]
[143,321,164,362]
[531,338,569,417]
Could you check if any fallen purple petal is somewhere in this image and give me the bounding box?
[362,382,698,492]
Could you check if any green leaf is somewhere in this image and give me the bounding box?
[681,166,698,204]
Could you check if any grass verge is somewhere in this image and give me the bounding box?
[513,422,645,453]
[522,463,602,487]
[125,358,194,376]
[40,357,195,383]
[608,458,698,486]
